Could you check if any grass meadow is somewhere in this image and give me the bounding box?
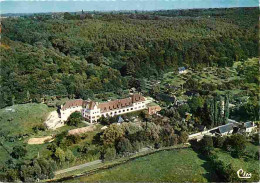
[72,148,219,182]
[0,103,53,136]
[68,142,259,182]
[0,103,53,166]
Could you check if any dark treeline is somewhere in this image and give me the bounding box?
[0,7,258,108]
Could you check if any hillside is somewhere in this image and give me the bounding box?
[69,148,219,182]
[0,7,258,108]
[0,103,53,166]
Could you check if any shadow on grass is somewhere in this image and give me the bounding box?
[189,139,220,182]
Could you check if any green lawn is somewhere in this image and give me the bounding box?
[0,103,53,136]
[0,146,10,166]
[0,103,54,166]
[71,148,218,182]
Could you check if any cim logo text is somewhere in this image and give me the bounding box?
[237,169,252,179]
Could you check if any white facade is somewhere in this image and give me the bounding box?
[245,127,255,133]
[82,105,101,123]
[179,70,187,74]
[220,130,233,136]
[82,101,146,123]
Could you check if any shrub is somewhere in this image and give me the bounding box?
[187,96,204,114]
[66,112,83,126]
[116,137,133,155]
[54,131,68,147]
[207,150,218,161]
[178,131,189,144]
[10,145,27,159]
[32,124,46,133]
[65,135,81,146]
[10,158,57,182]
[200,135,214,155]
[65,150,75,163]
[251,133,259,145]
[154,142,161,149]
[53,147,66,165]
[77,144,89,154]
[101,124,124,146]
[98,115,110,125]
[131,141,143,152]
[222,163,239,182]
[5,169,19,182]
[142,122,161,143]
[213,136,225,148]
[254,151,259,160]
[223,134,247,158]
[178,104,190,117]
[169,134,179,146]
[159,124,175,147]
[102,147,117,161]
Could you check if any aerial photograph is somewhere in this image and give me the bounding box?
[0,0,259,182]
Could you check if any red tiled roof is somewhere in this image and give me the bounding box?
[132,93,145,103]
[97,93,145,113]
[89,101,96,110]
[148,105,161,115]
[61,99,83,110]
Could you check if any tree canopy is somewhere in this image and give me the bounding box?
[0,7,258,108]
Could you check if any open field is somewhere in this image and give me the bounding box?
[0,103,53,136]
[60,142,260,182]
[69,148,218,182]
[0,103,54,166]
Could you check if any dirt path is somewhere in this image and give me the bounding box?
[28,136,53,144]
[55,160,102,175]
[68,125,96,135]
[54,148,150,175]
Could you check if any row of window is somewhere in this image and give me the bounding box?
[102,105,145,116]
[84,105,145,121]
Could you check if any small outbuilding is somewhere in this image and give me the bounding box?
[147,103,161,115]
[117,116,124,123]
[243,121,256,133]
[178,67,187,74]
[216,123,234,136]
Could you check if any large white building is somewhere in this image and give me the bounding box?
[55,93,161,125]
[82,93,147,123]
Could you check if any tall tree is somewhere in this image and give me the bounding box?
[224,93,230,124]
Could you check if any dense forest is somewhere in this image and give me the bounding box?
[0,7,258,108]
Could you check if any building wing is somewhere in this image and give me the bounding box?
[218,124,234,134]
[61,99,83,110]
